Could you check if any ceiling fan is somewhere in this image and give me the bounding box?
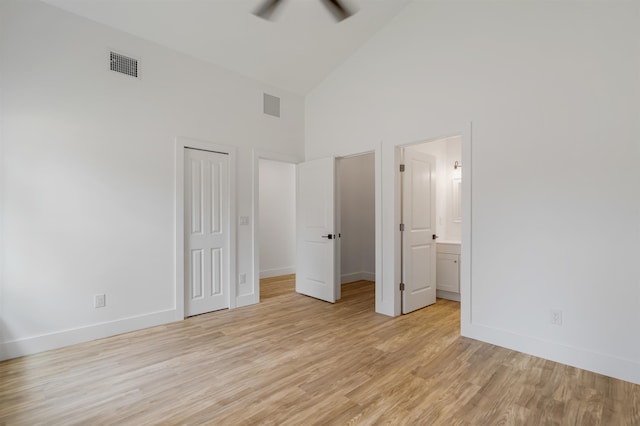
[254,0,355,22]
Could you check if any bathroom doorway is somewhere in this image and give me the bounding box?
[399,136,463,313]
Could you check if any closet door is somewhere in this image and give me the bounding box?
[185,148,230,316]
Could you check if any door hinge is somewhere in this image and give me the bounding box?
[399,164,405,172]
[400,282,405,291]
[400,223,405,232]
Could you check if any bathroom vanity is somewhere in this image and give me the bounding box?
[436,241,460,302]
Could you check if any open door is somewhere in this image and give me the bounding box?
[401,147,437,313]
[296,157,337,303]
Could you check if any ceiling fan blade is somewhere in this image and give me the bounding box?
[320,0,353,22]
[254,0,284,20]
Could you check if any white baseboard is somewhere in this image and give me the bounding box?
[341,271,375,284]
[361,271,375,282]
[260,266,295,279]
[463,322,640,385]
[0,309,177,361]
[436,289,460,302]
[235,293,258,308]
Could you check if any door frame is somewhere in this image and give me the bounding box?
[175,137,237,320]
[393,124,472,333]
[252,150,300,304]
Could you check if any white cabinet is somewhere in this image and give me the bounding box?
[437,253,459,293]
[436,242,460,296]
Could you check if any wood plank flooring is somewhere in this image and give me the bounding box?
[1,276,639,425]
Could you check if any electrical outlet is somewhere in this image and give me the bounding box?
[239,216,249,226]
[95,294,106,308]
[239,273,246,284]
[550,309,562,326]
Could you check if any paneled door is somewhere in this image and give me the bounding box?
[296,157,337,303]
[185,148,229,316]
[402,148,437,313]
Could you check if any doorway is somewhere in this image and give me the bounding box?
[253,153,298,303]
[258,159,296,280]
[295,152,378,309]
[336,153,375,302]
[398,135,463,314]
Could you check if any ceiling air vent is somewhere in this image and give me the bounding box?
[263,93,280,118]
[110,51,138,78]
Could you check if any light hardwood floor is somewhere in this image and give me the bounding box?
[1,276,639,425]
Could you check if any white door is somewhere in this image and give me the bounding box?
[402,148,437,313]
[296,157,337,303]
[185,148,229,316]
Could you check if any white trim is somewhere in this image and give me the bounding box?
[377,141,392,315]
[0,309,176,361]
[335,158,343,300]
[235,294,255,308]
[362,271,376,282]
[465,322,640,385]
[392,145,402,316]
[260,267,295,279]
[459,123,472,335]
[252,150,300,305]
[175,137,237,319]
[436,290,461,302]
[341,271,375,284]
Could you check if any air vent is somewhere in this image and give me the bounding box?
[263,93,280,118]
[110,51,138,78]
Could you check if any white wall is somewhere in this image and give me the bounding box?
[259,159,296,278]
[339,154,375,283]
[305,1,640,384]
[0,0,305,359]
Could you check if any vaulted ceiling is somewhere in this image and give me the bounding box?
[42,0,411,95]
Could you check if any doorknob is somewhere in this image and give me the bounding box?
[432,234,439,240]
[321,234,334,239]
